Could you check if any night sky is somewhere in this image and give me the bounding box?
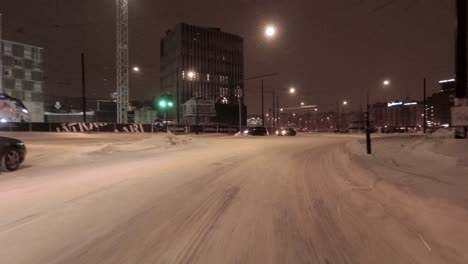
[0,0,456,113]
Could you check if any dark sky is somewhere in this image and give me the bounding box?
[0,0,456,113]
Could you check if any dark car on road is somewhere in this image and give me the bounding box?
[244,127,269,136]
[0,137,26,171]
[275,127,297,136]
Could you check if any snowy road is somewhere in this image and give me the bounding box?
[0,133,467,263]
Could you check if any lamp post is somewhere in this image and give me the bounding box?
[366,80,390,154]
[336,100,348,131]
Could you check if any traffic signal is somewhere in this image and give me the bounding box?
[157,95,174,109]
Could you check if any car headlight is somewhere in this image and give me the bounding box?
[281,130,287,135]
[275,131,279,135]
[243,130,249,134]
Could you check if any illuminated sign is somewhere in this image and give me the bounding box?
[387,102,403,107]
[439,79,455,84]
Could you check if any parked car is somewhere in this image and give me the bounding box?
[244,127,269,136]
[0,137,26,171]
[275,127,297,136]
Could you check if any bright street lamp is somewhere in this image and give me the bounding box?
[280,108,284,112]
[343,101,348,105]
[383,80,390,86]
[301,102,305,106]
[187,71,195,79]
[265,25,277,38]
[289,87,296,94]
[132,66,140,72]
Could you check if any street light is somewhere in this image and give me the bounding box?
[132,66,140,72]
[301,102,305,106]
[383,80,390,86]
[343,100,348,105]
[289,87,296,94]
[187,71,195,79]
[265,25,277,38]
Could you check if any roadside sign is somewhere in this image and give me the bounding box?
[154,119,165,129]
[451,106,468,126]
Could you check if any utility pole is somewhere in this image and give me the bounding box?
[366,92,372,154]
[116,0,129,124]
[238,95,242,133]
[423,78,427,133]
[272,89,276,128]
[336,101,339,131]
[261,80,264,126]
[455,0,468,138]
[81,53,87,123]
[276,95,280,128]
[195,97,199,135]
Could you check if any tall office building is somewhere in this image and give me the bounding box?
[1,39,45,122]
[160,23,244,124]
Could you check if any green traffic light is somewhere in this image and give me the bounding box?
[159,100,167,108]
[168,101,174,108]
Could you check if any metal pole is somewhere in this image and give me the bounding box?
[239,96,242,133]
[272,89,276,128]
[165,109,168,133]
[269,108,272,128]
[261,80,264,126]
[336,101,339,131]
[276,95,280,128]
[195,97,199,135]
[366,91,372,154]
[423,78,427,133]
[455,0,468,139]
[81,53,87,123]
[176,67,179,124]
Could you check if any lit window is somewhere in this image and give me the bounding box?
[207,74,210,81]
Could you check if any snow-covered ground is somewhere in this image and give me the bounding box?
[347,129,468,209]
[0,132,200,168]
[0,131,467,263]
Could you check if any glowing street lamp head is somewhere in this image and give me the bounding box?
[133,66,140,72]
[265,25,277,38]
[301,102,305,106]
[280,108,284,112]
[187,71,195,79]
[383,80,390,86]
[289,87,296,94]
[343,101,348,105]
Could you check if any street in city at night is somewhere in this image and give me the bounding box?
[1,0,468,263]
[0,132,467,263]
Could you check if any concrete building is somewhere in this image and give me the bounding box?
[160,23,244,125]
[426,79,456,127]
[1,39,45,122]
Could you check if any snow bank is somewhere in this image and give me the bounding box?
[344,132,468,211]
[86,133,193,156]
[0,132,196,168]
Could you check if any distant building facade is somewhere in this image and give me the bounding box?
[1,39,45,122]
[160,23,245,125]
[426,79,456,127]
[371,100,424,129]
